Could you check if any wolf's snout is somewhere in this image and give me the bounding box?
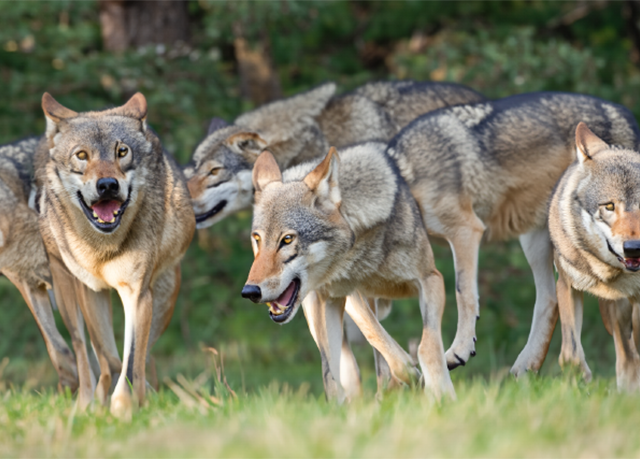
[623,240,640,258]
[241,284,262,303]
[97,177,120,199]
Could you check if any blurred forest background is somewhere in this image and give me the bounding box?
[1,0,639,395]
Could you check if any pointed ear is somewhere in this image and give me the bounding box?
[207,117,229,135]
[42,93,78,141]
[304,146,341,208]
[576,122,609,164]
[226,131,268,161]
[252,150,282,194]
[113,92,148,121]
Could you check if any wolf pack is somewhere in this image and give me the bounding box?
[3,78,640,418]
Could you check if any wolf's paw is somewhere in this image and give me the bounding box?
[445,337,476,370]
[424,375,457,402]
[110,393,133,421]
[559,349,592,382]
[511,346,544,379]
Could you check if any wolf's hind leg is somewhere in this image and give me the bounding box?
[556,267,592,381]
[512,228,559,377]
[602,299,640,391]
[444,214,485,370]
[417,269,456,400]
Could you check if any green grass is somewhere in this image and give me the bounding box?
[1,373,639,458]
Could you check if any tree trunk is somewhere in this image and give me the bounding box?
[233,23,282,106]
[99,0,190,52]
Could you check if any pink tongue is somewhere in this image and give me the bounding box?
[275,281,296,306]
[92,200,121,221]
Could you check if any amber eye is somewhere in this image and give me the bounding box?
[118,146,129,158]
[76,151,88,161]
[210,167,222,176]
[604,203,615,211]
[282,235,294,245]
[252,233,261,243]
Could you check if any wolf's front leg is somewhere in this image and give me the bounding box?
[345,293,418,385]
[417,269,455,400]
[445,219,484,369]
[602,298,640,391]
[555,267,591,381]
[512,228,559,377]
[49,257,96,410]
[11,278,78,393]
[302,293,346,403]
[76,285,121,406]
[111,285,153,420]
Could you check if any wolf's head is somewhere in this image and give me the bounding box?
[574,122,640,273]
[241,147,352,324]
[42,92,151,235]
[184,83,336,229]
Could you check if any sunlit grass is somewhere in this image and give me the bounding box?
[1,372,639,458]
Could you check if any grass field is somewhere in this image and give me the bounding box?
[2,373,639,458]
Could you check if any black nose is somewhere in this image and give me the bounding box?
[241,284,262,303]
[96,177,119,198]
[623,240,640,258]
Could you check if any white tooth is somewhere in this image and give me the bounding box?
[113,210,119,216]
[93,211,98,218]
[97,218,105,223]
[108,217,115,223]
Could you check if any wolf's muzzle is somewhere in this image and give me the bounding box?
[97,177,120,199]
[623,240,640,258]
[241,284,262,303]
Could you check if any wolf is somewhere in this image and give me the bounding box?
[378,92,640,372]
[0,137,78,391]
[36,93,195,417]
[241,144,454,401]
[183,80,484,229]
[548,123,640,390]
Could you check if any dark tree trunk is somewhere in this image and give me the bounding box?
[99,0,190,52]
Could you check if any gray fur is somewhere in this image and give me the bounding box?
[185,80,485,228]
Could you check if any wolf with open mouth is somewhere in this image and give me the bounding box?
[242,143,454,402]
[548,122,640,391]
[36,92,195,418]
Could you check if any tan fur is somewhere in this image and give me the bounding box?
[0,137,78,392]
[37,93,194,417]
[246,144,454,401]
[548,123,640,390]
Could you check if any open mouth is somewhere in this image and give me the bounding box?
[267,278,300,323]
[608,241,640,272]
[195,200,227,224]
[77,191,130,233]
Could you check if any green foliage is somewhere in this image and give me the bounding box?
[0,1,637,394]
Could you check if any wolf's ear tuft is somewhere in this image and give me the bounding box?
[42,93,78,141]
[208,117,229,135]
[304,146,341,209]
[576,122,608,164]
[226,132,268,160]
[117,92,148,121]
[252,150,282,194]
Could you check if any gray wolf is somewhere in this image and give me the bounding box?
[36,93,195,417]
[242,144,454,401]
[0,137,78,391]
[184,80,484,228]
[382,92,640,372]
[548,122,640,390]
